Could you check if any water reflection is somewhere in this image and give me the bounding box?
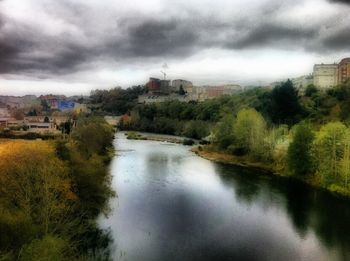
[99,134,350,261]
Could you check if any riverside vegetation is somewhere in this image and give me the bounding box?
[0,117,115,260]
[111,79,350,196]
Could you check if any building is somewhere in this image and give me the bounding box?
[146,78,161,93]
[188,85,241,101]
[39,95,66,110]
[313,63,338,89]
[338,58,350,84]
[0,117,15,128]
[159,80,171,94]
[172,79,193,92]
[0,107,10,117]
[291,75,314,90]
[145,78,172,94]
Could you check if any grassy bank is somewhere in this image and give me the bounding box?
[193,145,350,198]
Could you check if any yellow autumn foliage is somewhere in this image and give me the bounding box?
[0,140,76,234]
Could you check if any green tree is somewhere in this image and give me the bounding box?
[233,108,267,158]
[287,122,315,175]
[269,80,303,125]
[315,122,347,183]
[214,114,235,149]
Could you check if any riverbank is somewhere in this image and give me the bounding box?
[193,145,350,198]
[124,131,198,145]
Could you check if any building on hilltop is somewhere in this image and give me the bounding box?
[338,58,350,84]
[313,63,338,89]
[172,79,193,92]
[146,78,161,93]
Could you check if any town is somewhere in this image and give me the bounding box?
[0,57,349,137]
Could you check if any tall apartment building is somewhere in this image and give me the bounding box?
[313,63,338,89]
[338,58,350,84]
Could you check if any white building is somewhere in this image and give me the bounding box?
[313,64,338,89]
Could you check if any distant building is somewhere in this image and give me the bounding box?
[40,95,66,110]
[291,75,314,90]
[159,80,171,94]
[58,100,75,111]
[73,103,90,113]
[27,122,55,132]
[146,78,161,93]
[313,63,338,89]
[338,58,350,84]
[172,79,193,92]
[145,78,173,94]
[141,77,241,103]
[0,107,10,117]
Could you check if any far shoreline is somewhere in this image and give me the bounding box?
[192,145,350,199]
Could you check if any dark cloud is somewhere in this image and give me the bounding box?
[0,0,349,77]
[226,24,317,50]
[322,27,350,50]
[124,19,198,57]
[328,0,350,4]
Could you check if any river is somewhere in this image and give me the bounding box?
[98,133,350,261]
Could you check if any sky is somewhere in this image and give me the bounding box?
[0,0,349,96]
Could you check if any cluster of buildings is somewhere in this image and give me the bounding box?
[0,94,89,134]
[39,95,89,113]
[138,77,242,103]
[280,57,350,90]
[0,116,70,133]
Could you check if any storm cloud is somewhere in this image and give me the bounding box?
[0,0,349,94]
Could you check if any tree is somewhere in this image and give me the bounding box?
[0,141,75,239]
[72,117,114,157]
[214,114,235,149]
[304,84,318,97]
[287,122,315,175]
[269,80,303,125]
[315,122,347,183]
[340,130,350,188]
[179,85,186,95]
[233,108,267,158]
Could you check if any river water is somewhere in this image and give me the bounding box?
[98,133,350,261]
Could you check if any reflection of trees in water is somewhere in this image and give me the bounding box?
[216,163,350,258]
[145,153,184,178]
[77,226,113,260]
[311,193,350,258]
[215,164,261,205]
[284,182,312,238]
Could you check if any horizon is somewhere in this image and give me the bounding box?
[0,0,350,95]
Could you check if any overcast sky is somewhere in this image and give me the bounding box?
[0,0,349,95]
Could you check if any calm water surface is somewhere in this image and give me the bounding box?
[99,133,350,261]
